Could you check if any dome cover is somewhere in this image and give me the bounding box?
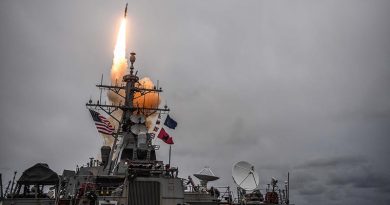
[18,163,59,185]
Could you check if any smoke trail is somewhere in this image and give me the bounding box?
[108,18,128,105]
[102,18,128,146]
[102,18,160,146]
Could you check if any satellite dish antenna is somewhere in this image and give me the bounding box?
[131,124,146,135]
[130,114,139,123]
[194,166,219,188]
[232,161,259,190]
[130,114,146,124]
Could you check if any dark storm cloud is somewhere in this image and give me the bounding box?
[223,117,259,146]
[299,184,326,196]
[292,156,390,203]
[327,167,390,191]
[295,156,390,190]
[1,1,390,205]
[296,156,367,169]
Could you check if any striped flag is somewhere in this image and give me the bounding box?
[89,109,115,135]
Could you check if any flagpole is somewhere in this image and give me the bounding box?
[168,145,172,166]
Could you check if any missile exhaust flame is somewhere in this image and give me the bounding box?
[103,15,160,147]
[109,18,128,102]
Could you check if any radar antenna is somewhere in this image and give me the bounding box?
[194,166,219,189]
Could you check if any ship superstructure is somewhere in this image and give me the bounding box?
[70,51,184,205]
[86,51,170,175]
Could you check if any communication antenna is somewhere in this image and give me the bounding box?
[232,161,259,190]
[130,124,147,135]
[99,74,103,104]
[194,166,219,188]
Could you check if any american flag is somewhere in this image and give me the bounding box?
[89,109,115,135]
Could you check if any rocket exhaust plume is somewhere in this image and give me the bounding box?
[103,16,160,146]
[104,17,128,146]
[108,18,128,104]
[134,77,161,129]
[133,77,160,110]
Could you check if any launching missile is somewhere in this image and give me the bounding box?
[124,3,128,18]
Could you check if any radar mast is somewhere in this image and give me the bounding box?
[86,52,170,174]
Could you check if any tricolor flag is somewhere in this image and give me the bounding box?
[157,128,174,144]
[89,109,115,135]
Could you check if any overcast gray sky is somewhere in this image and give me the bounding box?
[1,1,390,204]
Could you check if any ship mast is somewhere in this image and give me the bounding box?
[86,52,170,174]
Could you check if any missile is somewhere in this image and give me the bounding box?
[124,3,128,18]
